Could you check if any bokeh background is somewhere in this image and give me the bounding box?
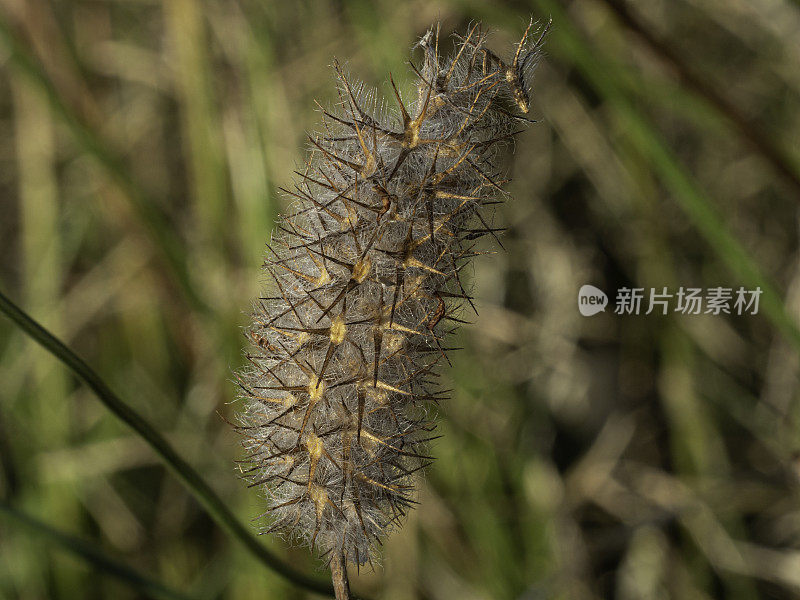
[2,0,800,599]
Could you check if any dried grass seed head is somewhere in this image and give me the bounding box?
[234,19,547,566]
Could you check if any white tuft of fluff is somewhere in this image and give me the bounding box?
[234,20,548,566]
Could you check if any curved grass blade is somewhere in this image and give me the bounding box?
[0,289,334,597]
[0,499,197,600]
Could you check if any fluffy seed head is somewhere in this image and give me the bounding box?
[234,19,548,566]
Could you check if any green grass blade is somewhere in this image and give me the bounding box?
[0,288,335,597]
[594,0,800,199]
[463,0,800,351]
[0,14,208,315]
[528,0,800,353]
[0,500,197,600]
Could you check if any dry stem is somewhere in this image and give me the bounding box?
[330,552,351,600]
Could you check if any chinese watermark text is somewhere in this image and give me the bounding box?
[578,286,762,316]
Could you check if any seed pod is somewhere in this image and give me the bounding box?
[234,20,547,569]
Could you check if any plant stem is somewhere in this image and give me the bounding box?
[0,288,334,597]
[330,552,351,600]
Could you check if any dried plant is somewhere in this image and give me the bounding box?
[234,20,547,597]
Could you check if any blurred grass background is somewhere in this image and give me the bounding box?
[1,0,800,598]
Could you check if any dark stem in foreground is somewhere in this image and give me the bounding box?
[330,553,351,600]
[0,288,334,597]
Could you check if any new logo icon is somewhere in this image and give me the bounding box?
[578,284,608,316]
